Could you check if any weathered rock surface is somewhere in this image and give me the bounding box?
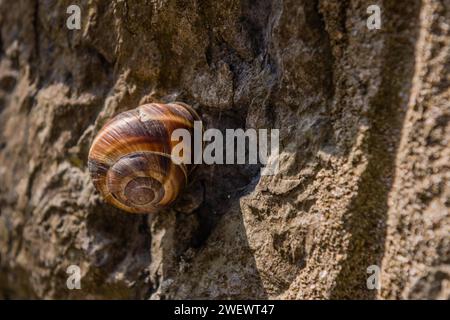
[0,0,448,299]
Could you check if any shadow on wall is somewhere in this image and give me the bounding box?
[330,0,423,299]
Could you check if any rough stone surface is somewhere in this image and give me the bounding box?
[0,0,448,299]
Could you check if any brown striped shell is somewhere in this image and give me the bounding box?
[88,102,201,213]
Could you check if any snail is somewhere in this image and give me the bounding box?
[88,102,201,213]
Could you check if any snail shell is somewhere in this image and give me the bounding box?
[88,102,201,213]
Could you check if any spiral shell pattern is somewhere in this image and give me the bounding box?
[88,102,200,213]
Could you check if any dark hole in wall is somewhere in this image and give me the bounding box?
[174,107,262,250]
